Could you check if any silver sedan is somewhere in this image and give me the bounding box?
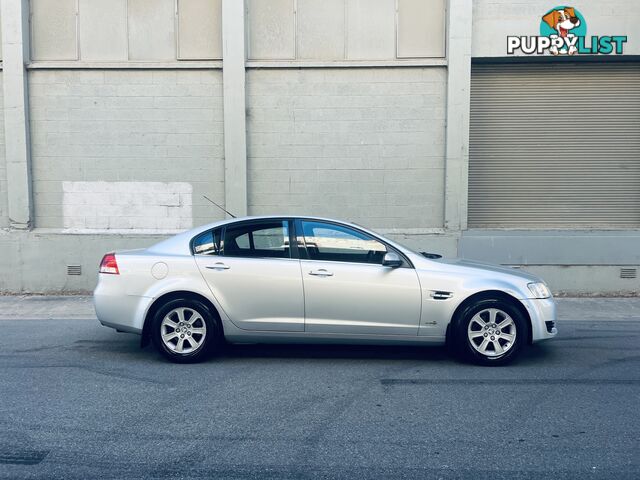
[94,216,557,365]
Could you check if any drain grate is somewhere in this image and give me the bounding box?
[0,449,49,465]
[620,267,637,279]
[67,265,82,276]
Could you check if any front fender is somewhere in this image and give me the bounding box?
[417,268,531,337]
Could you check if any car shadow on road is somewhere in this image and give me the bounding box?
[216,340,558,365]
[122,337,558,366]
[102,332,556,367]
[515,343,557,365]
[220,342,452,363]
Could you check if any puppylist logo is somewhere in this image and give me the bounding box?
[508,6,628,55]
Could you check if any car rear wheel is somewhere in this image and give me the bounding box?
[455,299,526,366]
[151,298,220,363]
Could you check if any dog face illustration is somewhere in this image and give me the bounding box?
[542,7,581,37]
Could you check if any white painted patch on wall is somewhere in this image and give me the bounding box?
[62,181,193,233]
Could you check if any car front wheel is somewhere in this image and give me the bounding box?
[151,298,219,363]
[455,299,527,366]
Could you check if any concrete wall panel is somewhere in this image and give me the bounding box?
[346,0,395,60]
[127,0,176,60]
[28,69,225,231]
[246,67,447,229]
[62,181,193,232]
[248,0,295,60]
[397,0,446,58]
[178,0,222,60]
[79,0,128,61]
[297,0,345,60]
[31,0,78,60]
[460,231,640,266]
[522,265,640,296]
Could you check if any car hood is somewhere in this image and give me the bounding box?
[427,257,542,283]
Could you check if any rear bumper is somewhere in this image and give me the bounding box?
[520,297,558,343]
[93,278,151,334]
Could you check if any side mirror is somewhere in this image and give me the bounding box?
[382,251,403,268]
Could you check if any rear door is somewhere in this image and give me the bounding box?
[297,219,422,336]
[194,219,305,332]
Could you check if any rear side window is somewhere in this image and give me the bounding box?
[223,221,290,259]
[192,229,220,255]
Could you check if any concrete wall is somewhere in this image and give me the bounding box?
[522,266,640,297]
[30,0,223,61]
[0,230,167,293]
[246,0,446,61]
[0,1,638,294]
[0,73,6,228]
[246,67,447,229]
[28,69,225,232]
[472,0,640,57]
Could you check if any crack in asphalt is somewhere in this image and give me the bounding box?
[0,364,167,385]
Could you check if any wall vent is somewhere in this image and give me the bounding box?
[620,268,637,279]
[67,265,82,276]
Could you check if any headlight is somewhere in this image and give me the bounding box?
[527,282,551,299]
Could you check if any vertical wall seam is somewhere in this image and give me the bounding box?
[443,0,472,233]
[221,0,248,216]
[1,0,33,230]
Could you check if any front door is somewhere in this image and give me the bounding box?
[297,220,422,336]
[194,219,304,332]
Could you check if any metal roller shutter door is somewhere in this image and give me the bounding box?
[469,63,640,228]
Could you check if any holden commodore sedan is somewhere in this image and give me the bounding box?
[94,216,557,365]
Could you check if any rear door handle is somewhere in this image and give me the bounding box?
[206,262,230,271]
[309,269,333,277]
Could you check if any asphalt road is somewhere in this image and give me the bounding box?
[0,318,638,479]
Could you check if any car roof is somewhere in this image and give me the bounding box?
[196,215,361,231]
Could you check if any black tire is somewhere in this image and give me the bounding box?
[151,298,220,363]
[453,298,527,366]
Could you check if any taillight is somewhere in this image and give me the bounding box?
[99,253,119,274]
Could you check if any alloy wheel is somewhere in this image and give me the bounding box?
[160,307,207,354]
[467,308,517,357]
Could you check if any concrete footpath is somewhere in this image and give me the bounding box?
[0,295,639,321]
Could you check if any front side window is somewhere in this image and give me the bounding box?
[223,221,290,259]
[192,229,220,255]
[301,221,387,264]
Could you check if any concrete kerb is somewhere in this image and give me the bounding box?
[0,295,639,322]
[0,295,97,320]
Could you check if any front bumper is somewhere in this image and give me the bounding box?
[520,297,558,343]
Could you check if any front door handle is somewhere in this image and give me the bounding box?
[206,262,230,271]
[309,269,333,277]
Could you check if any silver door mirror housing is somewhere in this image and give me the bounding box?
[382,251,402,268]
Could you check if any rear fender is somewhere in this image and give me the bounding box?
[140,276,228,325]
[136,258,230,344]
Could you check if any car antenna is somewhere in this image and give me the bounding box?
[202,195,236,218]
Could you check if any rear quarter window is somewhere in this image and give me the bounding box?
[192,229,220,255]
